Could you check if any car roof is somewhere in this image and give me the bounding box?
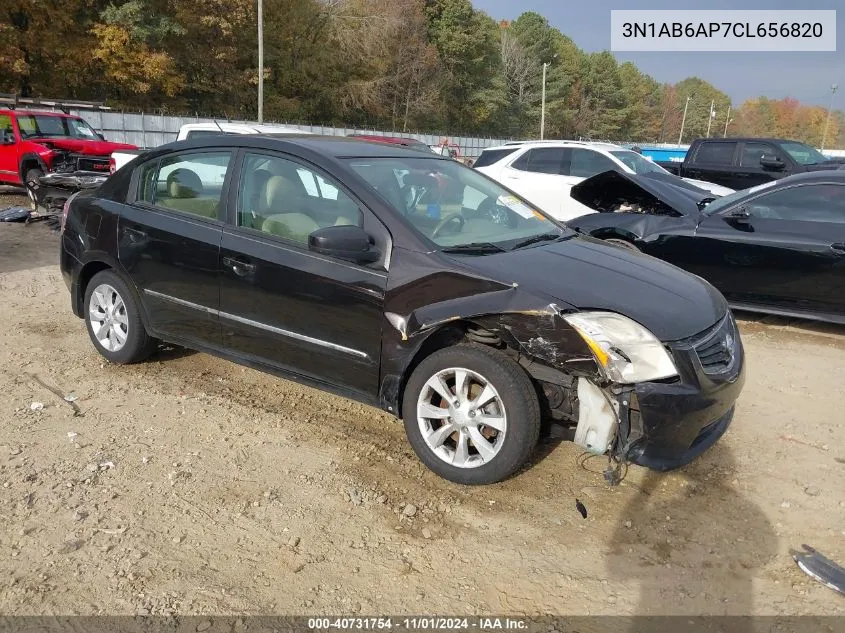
[481,140,624,155]
[694,137,810,144]
[1,109,79,118]
[349,135,427,144]
[154,134,451,159]
[179,122,306,134]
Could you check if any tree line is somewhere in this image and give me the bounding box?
[2,0,842,147]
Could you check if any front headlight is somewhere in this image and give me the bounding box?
[563,311,678,384]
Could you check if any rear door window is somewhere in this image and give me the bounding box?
[137,151,232,220]
[474,148,519,168]
[694,142,737,165]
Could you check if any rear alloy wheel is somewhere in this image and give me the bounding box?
[24,168,44,210]
[403,344,540,485]
[84,270,156,364]
[604,238,640,252]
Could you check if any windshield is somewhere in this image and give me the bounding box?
[609,150,667,175]
[777,141,829,165]
[17,115,100,140]
[345,157,571,251]
[702,180,778,215]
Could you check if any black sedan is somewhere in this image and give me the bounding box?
[59,136,744,485]
[569,170,845,325]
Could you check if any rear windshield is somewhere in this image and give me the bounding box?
[473,148,519,168]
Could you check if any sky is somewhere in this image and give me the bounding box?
[471,0,843,108]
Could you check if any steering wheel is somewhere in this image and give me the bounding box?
[431,213,465,239]
[477,197,516,227]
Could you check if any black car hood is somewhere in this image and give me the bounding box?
[570,169,710,216]
[453,236,727,341]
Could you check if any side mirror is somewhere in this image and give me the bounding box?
[97,133,106,140]
[0,130,14,145]
[308,224,379,263]
[726,207,751,224]
[760,154,784,170]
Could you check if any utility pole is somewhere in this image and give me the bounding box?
[723,105,731,137]
[821,83,839,150]
[678,96,691,144]
[540,62,547,140]
[257,0,264,123]
[706,100,715,137]
[539,54,557,140]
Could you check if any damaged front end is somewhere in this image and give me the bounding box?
[381,252,743,478]
[30,172,108,214]
[569,169,713,217]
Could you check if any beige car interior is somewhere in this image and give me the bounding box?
[156,168,221,219]
[239,159,362,243]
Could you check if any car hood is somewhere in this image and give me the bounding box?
[29,137,138,155]
[452,235,727,341]
[571,170,710,217]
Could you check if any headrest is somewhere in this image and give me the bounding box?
[262,175,303,211]
[167,169,203,198]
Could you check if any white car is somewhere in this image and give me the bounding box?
[474,140,735,221]
[110,122,311,173]
[175,121,309,141]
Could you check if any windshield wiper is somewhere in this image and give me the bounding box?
[441,242,507,254]
[510,232,564,250]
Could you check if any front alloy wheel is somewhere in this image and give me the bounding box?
[403,344,540,485]
[416,367,507,468]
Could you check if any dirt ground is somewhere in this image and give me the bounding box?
[0,192,843,617]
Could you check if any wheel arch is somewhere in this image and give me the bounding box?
[19,153,48,181]
[589,226,641,245]
[75,258,152,332]
[393,319,512,418]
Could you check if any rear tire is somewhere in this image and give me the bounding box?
[84,270,156,364]
[24,168,44,210]
[604,238,640,252]
[402,344,540,485]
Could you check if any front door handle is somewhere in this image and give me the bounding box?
[223,256,256,276]
[831,242,845,253]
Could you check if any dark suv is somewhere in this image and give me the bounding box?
[660,137,841,190]
[59,135,745,485]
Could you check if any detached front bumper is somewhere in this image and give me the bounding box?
[33,172,108,210]
[622,313,745,471]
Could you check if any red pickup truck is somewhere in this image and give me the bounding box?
[0,108,137,206]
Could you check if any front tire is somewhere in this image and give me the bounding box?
[84,270,156,364]
[402,344,540,485]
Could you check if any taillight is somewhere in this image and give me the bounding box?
[109,157,116,175]
[61,192,78,233]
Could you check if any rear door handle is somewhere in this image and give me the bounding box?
[123,227,147,242]
[223,256,256,276]
[831,242,845,253]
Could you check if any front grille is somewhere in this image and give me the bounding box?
[690,313,739,376]
[77,156,110,172]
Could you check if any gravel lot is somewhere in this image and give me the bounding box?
[1,193,843,616]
